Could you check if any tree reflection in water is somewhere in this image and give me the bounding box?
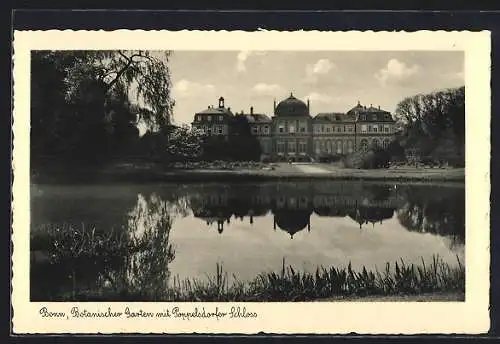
[30,192,184,301]
[100,193,177,300]
[396,185,465,248]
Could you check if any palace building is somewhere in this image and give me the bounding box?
[192,93,396,161]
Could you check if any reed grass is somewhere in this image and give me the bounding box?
[165,255,464,302]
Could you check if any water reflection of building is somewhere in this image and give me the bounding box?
[189,182,403,236]
[348,206,395,229]
[272,189,313,239]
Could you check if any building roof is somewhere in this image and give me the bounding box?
[196,106,233,116]
[244,113,272,123]
[313,112,356,122]
[275,93,309,117]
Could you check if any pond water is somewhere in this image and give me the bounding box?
[30,181,465,301]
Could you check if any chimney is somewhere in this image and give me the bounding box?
[228,107,231,112]
[273,99,276,112]
[307,99,310,112]
[378,105,380,110]
[250,106,254,115]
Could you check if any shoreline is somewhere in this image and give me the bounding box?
[31,164,465,184]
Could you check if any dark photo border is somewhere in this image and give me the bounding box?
[8,8,499,341]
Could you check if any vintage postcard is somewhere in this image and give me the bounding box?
[12,30,491,334]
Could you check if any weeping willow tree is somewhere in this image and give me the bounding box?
[31,50,175,165]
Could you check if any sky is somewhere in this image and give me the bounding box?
[166,51,464,126]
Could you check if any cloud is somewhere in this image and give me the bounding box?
[375,59,420,86]
[251,83,283,96]
[305,58,340,85]
[305,92,334,103]
[236,51,266,72]
[172,79,216,98]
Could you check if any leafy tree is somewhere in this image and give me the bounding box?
[393,86,465,166]
[31,50,174,166]
[166,125,205,162]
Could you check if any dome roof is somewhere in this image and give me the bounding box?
[275,93,309,117]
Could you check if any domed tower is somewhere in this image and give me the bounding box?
[275,93,310,117]
[272,93,313,162]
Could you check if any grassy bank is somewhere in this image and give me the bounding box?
[31,161,465,184]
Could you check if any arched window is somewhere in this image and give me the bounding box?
[372,139,380,148]
[336,140,343,154]
[347,140,354,154]
[383,138,390,149]
[360,139,369,152]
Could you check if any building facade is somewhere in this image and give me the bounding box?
[192,93,396,161]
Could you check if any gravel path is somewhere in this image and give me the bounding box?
[292,164,331,174]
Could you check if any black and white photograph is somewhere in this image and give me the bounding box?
[12,30,490,334]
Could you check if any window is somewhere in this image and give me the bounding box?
[326,127,331,133]
[361,115,366,121]
[264,125,269,134]
[327,141,332,153]
[368,125,372,132]
[336,140,343,154]
[384,125,390,133]
[315,141,320,154]
[207,116,212,121]
[219,115,223,121]
[289,124,295,133]
[336,126,342,133]
[360,139,368,152]
[277,141,285,153]
[347,140,354,154]
[196,115,201,121]
[347,126,354,132]
[361,125,367,133]
[372,139,380,148]
[315,126,321,133]
[321,125,325,133]
[299,121,307,133]
[373,125,378,133]
[288,141,296,153]
[252,126,258,134]
[382,139,390,149]
[299,141,307,153]
[218,126,223,134]
[279,122,285,133]
[372,114,377,121]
